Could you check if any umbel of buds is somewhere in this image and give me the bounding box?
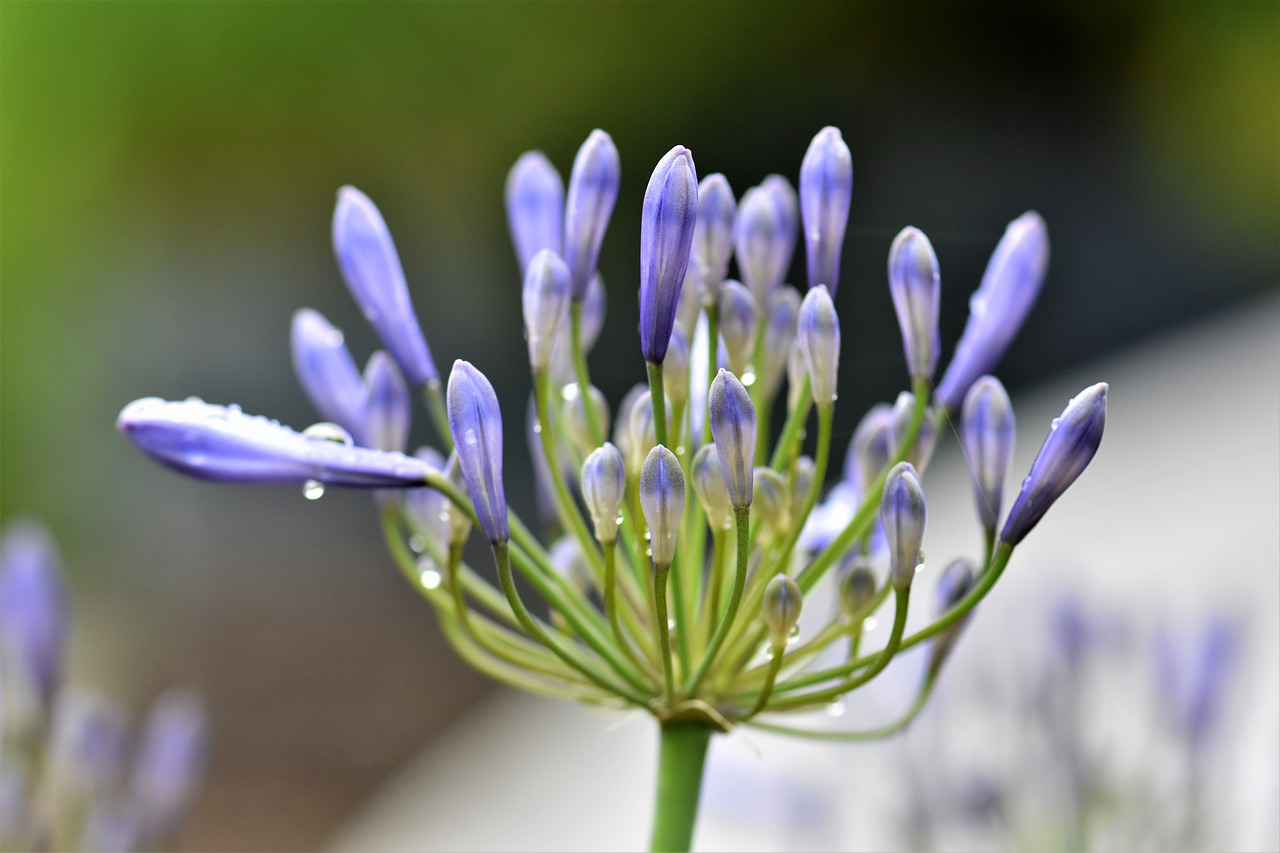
[117,126,1108,853]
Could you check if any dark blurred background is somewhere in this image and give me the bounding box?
[1,2,1276,849]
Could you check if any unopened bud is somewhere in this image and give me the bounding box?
[762,574,803,648]
[881,461,926,590]
[717,280,760,378]
[691,445,733,532]
[798,285,840,405]
[639,445,685,568]
[581,443,626,544]
[708,369,756,509]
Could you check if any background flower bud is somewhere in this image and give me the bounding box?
[402,447,451,549]
[581,443,626,544]
[691,445,733,531]
[562,384,610,458]
[549,535,594,594]
[760,173,799,277]
[640,145,699,364]
[762,574,803,648]
[888,226,942,381]
[523,249,572,372]
[446,360,509,544]
[928,558,978,677]
[717,280,759,379]
[627,391,666,474]
[692,173,736,304]
[362,351,410,453]
[846,403,894,498]
[639,445,685,567]
[961,376,1016,533]
[131,689,207,849]
[0,519,69,718]
[734,185,789,305]
[290,308,368,442]
[799,126,853,293]
[662,326,692,410]
[838,560,878,618]
[760,287,800,402]
[505,150,564,273]
[790,455,815,522]
[882,461,926,590]
[891,392,939,473]
[752,467,791,539]
[798,284,840,405]
[613,383,649,476]
[563,130,621,300]
[708,369,756,509]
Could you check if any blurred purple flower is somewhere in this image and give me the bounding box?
[290,308,368,443]
[0,519,69,715]
[563,130,621,300]
[505,150,565,272]
[799,127,853,293]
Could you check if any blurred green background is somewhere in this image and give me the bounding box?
[2,2,1276,849]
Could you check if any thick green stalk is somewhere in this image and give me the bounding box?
[649,724,713,853]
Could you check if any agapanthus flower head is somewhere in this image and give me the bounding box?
[1000,382,1106,545]
[882,461,926,590]
[505,150,565,272]
[446,360,509,544]
[717,280,760,379]
[762,574,803,648]
[118,398,434,487]
[640,145,699,364]
[581,443,627,544]
[692,173,736,305]
[935,211,1049,411]
[800,126,853,293]
[887,226,942,381]
[362,351,410,453]
[708,369,756,509]
[798,284,841,405]
[961,376,1016,534]
[522,249,573,372]
[639,445,685,568]
[332,186,437,387]
[564,130,621,300]
[0,519,69,714]
[290,308,367,442]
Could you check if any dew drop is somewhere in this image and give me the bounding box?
[826,699,847,718]
[615,515,624,527]
[863,616,878,632]
[303,422,354,446]
[417,557,442,590]
[532,423,542,434]
[667,618,676,630]
[438,508,451,523]
[184,395,204,404]
[741,371,757,386]
[464,428,478,446]
[409,534,427,554]
[561,383,581,402]
[325,328,345,348]
[303,480,325,500]
[765,646,775,660]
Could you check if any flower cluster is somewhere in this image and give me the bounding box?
[0,521,206,852]
[118,127,1107,738]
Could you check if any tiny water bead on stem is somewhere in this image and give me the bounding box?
[117,126,1109,853]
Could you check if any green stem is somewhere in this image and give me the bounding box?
[684,506,750,695]
[769,376,811,471]
[653,562,676,707]
[649,724,713,853]
[424,379,454,452]
[533,368,605,576]
[742,645,784,720]
[647,360,669,449]
[570,300,604,446]
[701,307,719,445]
[748,672,937,740]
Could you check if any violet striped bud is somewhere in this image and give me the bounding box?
[845,403,894,498]
[961,376,1016,534]
[928,558,978,677]
[762,574,803,648]
[691,445,733,532]
[882,461,926,590]
[563,130,621,300]
[290,309,367,442]
[663,326,691,410]
[690,174,736,304]
[708,369,756,509]
[627,391,665,474]
[639,445,685,568]
[717,280,760,378]
[790,455,816,523]
[581,443,626,544]
[0,520,68,715]
[505,151,564,273]
[753,468,791,539]
[118,398,434,487]
[362,352,410,453]
[640,145,699,364]
[891,392,939,473]
[760,287,800,401]
[798,284,840,405]
[613,384,648,476]
[563,384,610,458]
[936,212,1049,411]
[888,226,941,381]
[734,185,789,304]
[132,689,206,848]
[838,559,877,618]
[446,360,509,544]
[799,127,853,293]
[523,249,572,372]
[332,186,437,386]
[403,448,451,549]
[786,340,806,412]
[1001,382,1107,545]
[760,174,799,276]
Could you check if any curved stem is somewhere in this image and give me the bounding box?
[604,540,655,677]
[649,724,713,853]
[748,672,938,740]
[684,506,750,695]
[533,368,605,576]
[741,645,784,721]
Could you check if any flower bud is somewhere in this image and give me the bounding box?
[1000,382,1106,545]
[613,383,649,476]
[881,461,926,590]
[717,280,760,378]
[936,212,1049,411]
[786,340,806,412]
[627,391,668,475]
[762,574,803,648]
[845,403,894,498]
[708,369,756,509]
[760,173,799,274]
[581,443,626,544]
[734,185,790,304]
[0,520,68,717]
[549,535,594,594]
[663,326,692,410]
[797,284,840,405]
[290,308,367,442]
[888,226,941,381]
[639,445,685,568]
[362,351,410,453]
[402,447,451,548]
[332,186,437,386]
[562,384,610,458]
[790,455,815,522]
[928,558,978,677]
[505,151,565,273]
[838,559,878,618]
[891,392,939,473]
[563,130,621,300]
[759,287,800,402]
[799,126,853,293]
[675,268,703,338]
[691,445,733,532]
[132,689,207,848]
[118,398,434,487]
[752,468,791,539]
[640,146,699,364]
[692,173,736,304]
[548,272,607,386]
[446,360,509,544]
[523,249,572,372]
[961,376,1016,533]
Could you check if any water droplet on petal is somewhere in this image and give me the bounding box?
[409,534,427,554]
[303,480,325,500]
[464,428,478,446]
[303,422,354,446]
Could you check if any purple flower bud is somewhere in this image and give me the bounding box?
[891,392,939,473]
[882,461,926,590]
[627,391,662,475]
[446,361,509,544]
[290,309,367,443]
[762,574,803,647]
[752,468,791,538]
[332,186,437,386]
[799,127,853,293]
[662,326,692,408]
[935,212,1049,411]
[639,445,685,567]
[403,447,451,548]
[1000,382,1106,545]
[0,520,68,714]
[708,369,756,509]
[790,455,816,523]
[760,174,799,273]
[1157,617,1239,746]
[562,383,610,457]
[362,351,410,453]
[131,689,206,847]
[838,560,877,617]
[505,151,565,272]
[961,376,1015,533]
[734,186,790,305]
[640,145,699,364]
[760,287,800,401]
[888,226,942,381]
[581,443,626,544]
[717,280,760,378]
[118,398,433,487]
[928,558,978,676]
[613,383,649,476]
[47,691,129,805]
[692,174,736,304]
[691,445,733,532]
[522,249,572,372]
[563,130,621,300]
[845,403,894,498]
[797,285,840,405]
[549,536,594,594]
